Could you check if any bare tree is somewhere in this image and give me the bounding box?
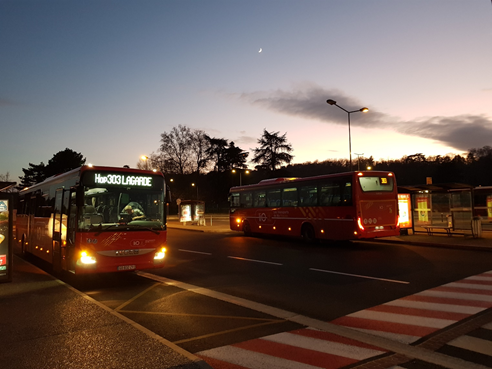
[189,129,210,174]
[159,125,194,175]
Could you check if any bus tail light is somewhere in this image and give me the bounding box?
[154,247,166,260]
[357,217,365,231]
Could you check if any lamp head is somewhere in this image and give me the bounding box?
[326,99,337,105]
[360,107,369,113]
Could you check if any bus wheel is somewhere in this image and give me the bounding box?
[301,224,316,244]
[243,221,252,236]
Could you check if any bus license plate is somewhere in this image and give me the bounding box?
[118,265,136,271]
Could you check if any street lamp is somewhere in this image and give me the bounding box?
[354,153,364,171]
[232,169,250,186]
[140,155,149,170]
[326,99,368,171]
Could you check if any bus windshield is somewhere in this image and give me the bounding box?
[79,186,164,231]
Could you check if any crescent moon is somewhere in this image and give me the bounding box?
[258,48,262,53]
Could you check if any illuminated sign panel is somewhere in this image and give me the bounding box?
[398,193,412,229]
[94,173,152,187]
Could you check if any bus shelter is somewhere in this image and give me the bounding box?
[178,200,205,226]
[0,192,14,283]
[473,186,492,232]
[398,183,475,236]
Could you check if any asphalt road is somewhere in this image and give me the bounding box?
[156,229,492,320]
[71,229,492,355]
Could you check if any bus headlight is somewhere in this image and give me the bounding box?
[154,247,166,260]
[80,251,96,265]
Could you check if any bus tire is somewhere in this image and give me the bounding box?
[301,224,316,244]
[243,221,252,236]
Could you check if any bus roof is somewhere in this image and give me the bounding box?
[230,170,395,192]
[19,165,164,194]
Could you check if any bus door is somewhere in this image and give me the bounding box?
[52,188,67,273]
[66,188,77,272]
[26,195,37,253]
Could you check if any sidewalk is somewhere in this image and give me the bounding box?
[0,256,211,369]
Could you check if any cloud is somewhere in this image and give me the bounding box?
[237,83,492,152]
[234,135,257,145]
[400,115,492,151]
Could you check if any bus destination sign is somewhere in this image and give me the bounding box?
[94,173,152,187]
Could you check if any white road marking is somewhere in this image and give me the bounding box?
[348,310,455,329]
[309,268,409,284]
[228,256,283,266]
[263,332,385,360]
[179,249,212,255]
[384,299,484,315]
[447,335,492,357]
[419,290,492,302]
[198,345,323,369]
[445,282,492,291]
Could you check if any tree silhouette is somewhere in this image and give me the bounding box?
[19,148,85,187]
[252,129,293,171]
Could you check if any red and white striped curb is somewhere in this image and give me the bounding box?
[331,270,492,344]
[197,270,492,369]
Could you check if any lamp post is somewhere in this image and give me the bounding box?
[326,99,368,171]
[140,155,149,170]
[354,153,364,171]
[232,169,250,186]
[191,183,198,200]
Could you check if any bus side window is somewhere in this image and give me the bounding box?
[267,189,281,207]
[340,181,353,206]
[282,187,298,207]
[253,191,266,207]
[299,185,317,206]
[241,192,252,208]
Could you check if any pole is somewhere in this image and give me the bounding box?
[347,112,352,171]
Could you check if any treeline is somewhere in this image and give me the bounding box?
[165,147,492,213]
[10,125,492,212]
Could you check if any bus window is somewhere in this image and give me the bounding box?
[319,183,340,206]
[241,192,253,208]
[253,191,266,207]
[267,189,281,207]
[299,185,317,206]
[230,193,240,207]
[340,181,353,206]
[359,176,394,192]
[282,187,298,207]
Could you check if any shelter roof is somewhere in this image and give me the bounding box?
[0,182,16,192]
[398,183,473,193]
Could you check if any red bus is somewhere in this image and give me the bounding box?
[16,165,170,274]
[229,171,400,242]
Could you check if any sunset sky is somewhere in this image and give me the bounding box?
[1,0,492,182]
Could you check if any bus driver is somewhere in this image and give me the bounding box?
[123,205,145,220]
